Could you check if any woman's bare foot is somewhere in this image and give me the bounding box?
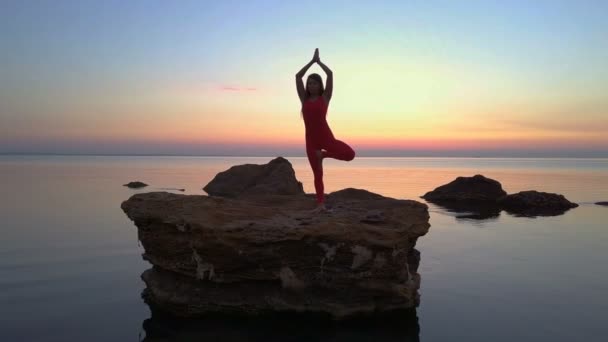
[311,202,331,214]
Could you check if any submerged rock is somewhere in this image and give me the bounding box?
[124,181,148,188]
[498,190,579,217]
[121,188,430,319]
[203,156,304,197]
[421,174,507,202]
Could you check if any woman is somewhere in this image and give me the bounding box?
[295,48,356,213]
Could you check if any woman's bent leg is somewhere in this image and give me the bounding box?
[306,145,325,203]
[323,139,355,161]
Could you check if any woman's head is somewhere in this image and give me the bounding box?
[300,73,325,119]
[305,73,324,96]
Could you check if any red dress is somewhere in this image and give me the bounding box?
[302,95,356,204]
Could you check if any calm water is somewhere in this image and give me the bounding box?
[1,155,607,341]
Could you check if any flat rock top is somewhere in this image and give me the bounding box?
[121,188,430,243]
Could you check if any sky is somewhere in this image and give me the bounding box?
[1,0,607,157]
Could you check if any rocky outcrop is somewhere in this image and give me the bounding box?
[203,156,304,197]
[124,181,148,188]
[121,188,430,319]
[421,174,507,202]
[421,174,579,218]
[498,190,579,216]
[420,174,505,219]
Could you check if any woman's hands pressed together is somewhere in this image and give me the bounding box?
[312,48,320,63]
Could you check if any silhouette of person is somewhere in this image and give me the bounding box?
[296,48,356,213]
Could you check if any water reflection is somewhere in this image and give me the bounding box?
[424,199,574,220]
[424,200,503,220]
[501,206,574,218]
[140,294,421,342]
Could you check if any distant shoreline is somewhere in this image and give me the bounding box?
[0,153,606,159]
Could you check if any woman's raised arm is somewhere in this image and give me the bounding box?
[295,60,314,102]
[295,49,319,102]
[317,59,333,101]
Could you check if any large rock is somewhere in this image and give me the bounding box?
[421,174,507,202]
[498,190,579,216]
[203,156,304,197]
[121,188,430,319]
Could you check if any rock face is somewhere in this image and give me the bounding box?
[124,181,148,188]
[498,190,579,216]
[203,156,304,197]
[121,188,430,319]
[421,174,507,202]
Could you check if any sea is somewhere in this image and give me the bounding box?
[1,155,607,341]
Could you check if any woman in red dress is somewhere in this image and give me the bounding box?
[295,48,356,213]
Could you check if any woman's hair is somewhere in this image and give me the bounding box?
[300,73,324,120]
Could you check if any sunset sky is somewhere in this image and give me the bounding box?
[1,0,607,157]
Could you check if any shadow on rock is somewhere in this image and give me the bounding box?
[140,296,421,342]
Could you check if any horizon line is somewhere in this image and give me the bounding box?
[1,152,606,159]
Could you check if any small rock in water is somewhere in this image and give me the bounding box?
[421,175,580,218]
[595,201,608,206]
[123,181,148,188]
[421,174,507,202]
[498,190,578,217]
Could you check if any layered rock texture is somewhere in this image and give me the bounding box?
[122,157,430,319]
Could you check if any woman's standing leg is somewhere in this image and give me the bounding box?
[323,138,356,161]
[306,143,325,204]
